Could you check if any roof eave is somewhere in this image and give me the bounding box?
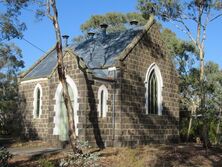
[20,45,57,79]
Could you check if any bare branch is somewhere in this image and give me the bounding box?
[160,11,197,46]
[46,0,53,21]
[173,18,197,46]
[201,7,211,47]
[209,13,222,22]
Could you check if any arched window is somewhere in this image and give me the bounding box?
[145,63,163,115]
[53,76,79,141]
[33,84,42,118]
[98,85,108,118]
[59,84,74,141]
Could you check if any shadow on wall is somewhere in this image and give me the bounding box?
[76,56,105,149]
[17,93,39,141]
[121,70,179,147]
[0,93,39,147]
[120,32,179,146]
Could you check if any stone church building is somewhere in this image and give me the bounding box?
[18,19,179,147]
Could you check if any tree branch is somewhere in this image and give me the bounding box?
[201,7,211,47]
[173,18,197,46]
[46,0,53,21]
[209,13,222,22]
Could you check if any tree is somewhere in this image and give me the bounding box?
[160,26,200,142]
[45,0,81,153]
[138,0,222,111]
[138,0,222,148]
[73,12,147,43]
[0,0,27,135]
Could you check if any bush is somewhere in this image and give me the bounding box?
[0,147,12,167]
[39,159,55,167]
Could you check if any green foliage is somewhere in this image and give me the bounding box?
[179,61,222,143]
[0,147,12,167]
[80,12,146,33]
[73,12,147,44]
[0,0,30,41]
[39,159,55,167]
[0,1,25,135]
[138,0,222,21]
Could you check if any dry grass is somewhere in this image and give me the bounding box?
[9,144,222,167]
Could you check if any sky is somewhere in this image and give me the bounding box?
[9,0,222,69]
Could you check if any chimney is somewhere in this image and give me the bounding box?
[62,35,69,47]
[130,20,138,28]
[100,23,108,36]
[87,31,95,39]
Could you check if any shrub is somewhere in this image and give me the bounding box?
[39,159,55,167]
[0,147,12,167]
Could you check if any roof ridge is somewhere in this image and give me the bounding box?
[116,15,155,62]
[20,45,56,79]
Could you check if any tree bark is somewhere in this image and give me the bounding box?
[187,114,193,142]
[216,108,221,144]
[47,0,81,154]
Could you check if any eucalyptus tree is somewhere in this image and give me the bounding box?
[138,0,222,148]
[39,0,81,153]
[138,0,222,82]
[0,0,27,135]
[138,0,222,110]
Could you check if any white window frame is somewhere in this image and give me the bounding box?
[53,75,79,136]
[33,83,43,118]
[145,63,163,115]
[97,85,108,118]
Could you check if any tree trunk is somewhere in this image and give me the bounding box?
[48,0,81,154]
[199,48,204,82]
[216,108,221,144]
[187,115,193,142]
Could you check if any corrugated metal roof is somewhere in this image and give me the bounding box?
[22,27,143,80]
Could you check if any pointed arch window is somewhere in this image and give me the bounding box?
[98,85,108,118]
[145,63,163,115]
[33,84,42,118]
[53,75,79,139]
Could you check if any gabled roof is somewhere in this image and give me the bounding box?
[22,48,57,80]
[21,17,155,81]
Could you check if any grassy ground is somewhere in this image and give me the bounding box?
[9,143,222,167]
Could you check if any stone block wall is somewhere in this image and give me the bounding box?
[19,79,50,140]
[117,23,179,146]
[18,24,179,148]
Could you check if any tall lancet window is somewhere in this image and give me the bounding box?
[98,85,108,118]
[148,70,158,114]
[33,84,42,118]
[145,63,163,115]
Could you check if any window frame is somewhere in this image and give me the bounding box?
[98,85,108,118]
[33,83,43,118]
[145,63,163,115]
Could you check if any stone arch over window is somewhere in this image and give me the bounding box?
[145,63,163,115]
[33,83,42,118]
[53,76,79,140]
[97,85,108,118]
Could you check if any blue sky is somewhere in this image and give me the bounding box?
[10,0,222,69]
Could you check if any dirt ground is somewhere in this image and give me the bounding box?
[8,143,222,167]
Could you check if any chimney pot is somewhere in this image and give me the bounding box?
[100,23,108,35]
[130,20,138,26]
[62,35,69,47]
[87,32,95,39]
